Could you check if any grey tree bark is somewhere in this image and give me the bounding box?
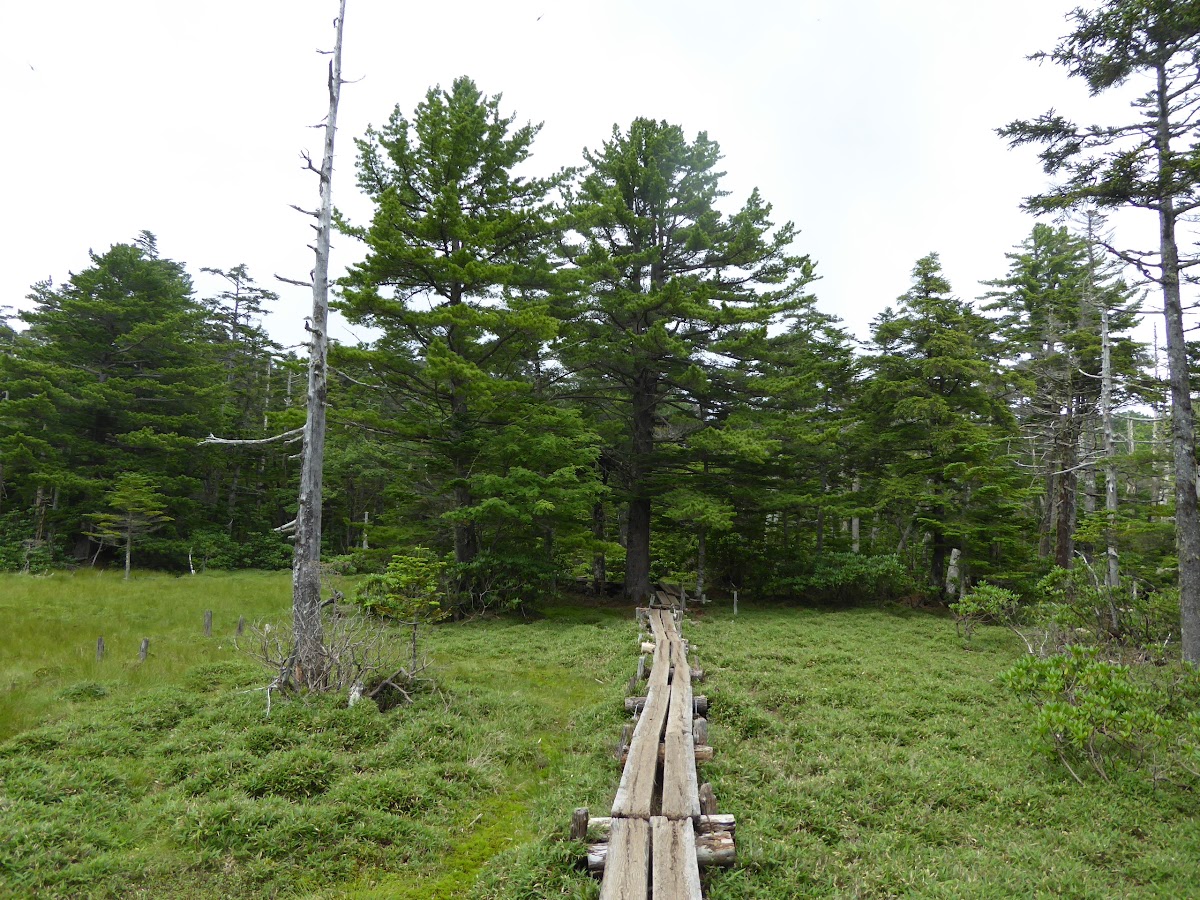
[292,0,347,687]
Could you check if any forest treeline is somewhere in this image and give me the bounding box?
[0,76,1184,615]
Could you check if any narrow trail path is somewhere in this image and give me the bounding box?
[574,604,736,899]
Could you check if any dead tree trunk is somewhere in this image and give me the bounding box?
[1100,303,1120,593]
[292,0,347,687]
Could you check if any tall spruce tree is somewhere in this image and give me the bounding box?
[861,254,1031,599]
[999,0,1200,660]
[339,77,600,600]
[565,118,814,602]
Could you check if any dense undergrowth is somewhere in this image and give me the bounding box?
[1,572,1197,898]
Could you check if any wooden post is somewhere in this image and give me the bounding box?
[733,589,738,616]
[237,615,245,636]
[694,716,709,745]
[139,638,149,662]
[699,782,717,816]
[570,807,589,841]
[204,610,213,637]
[96,636,105,661]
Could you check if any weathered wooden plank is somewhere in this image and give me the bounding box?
[648,608,671,646]
[666,643,694,738]
[661,730,701,819]
[611,625,671,818]
[598,817,650,900]
[651,816,703,900]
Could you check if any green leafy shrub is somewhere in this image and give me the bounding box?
[950,581,1019,641]
[449,548,558,612]
[0,511,61,573]
[1001,647,1191,784]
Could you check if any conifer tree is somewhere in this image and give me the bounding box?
[983,224,1143,568]
[2,236,222,563]
[564,118,814,601]
[87,473,172,579]
[339,77,599,599]
[861,254,1031,599]
[1000,0,1200,660]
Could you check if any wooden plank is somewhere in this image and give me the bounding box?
[647,608,670,645]
[598,817,650,900]
[611,626,671,818]
[661,730,701,819]
[651,816,703,900]
[666,643,694,737]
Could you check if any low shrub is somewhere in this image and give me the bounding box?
[950,582,1020,642]
[1002,646,1199,786]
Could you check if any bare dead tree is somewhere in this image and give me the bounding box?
[290,0,347,687]
[201,1,348,688]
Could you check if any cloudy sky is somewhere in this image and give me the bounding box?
[5,0,1163,350]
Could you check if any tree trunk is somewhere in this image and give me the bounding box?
[625,496,652,602]
[452,470,478,566]
[931,530,948,602]
[696,525,706,602]
[292,0,346,688]
[1038,470,1055,559]
[851,477,861,554]
[1156,62,1200,664]
[1054,465,1076,569]
[226,464,240,534]
[124,528,132,580]
[624,379,655,602]
[592,499,607,595]
[1101,305,1120,592]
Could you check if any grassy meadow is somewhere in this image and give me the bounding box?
[1,571,1197,898]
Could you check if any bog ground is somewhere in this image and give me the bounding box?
[1,572,1197,898]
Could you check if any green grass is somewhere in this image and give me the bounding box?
[1,574,1197,898]
[0,570,291,740]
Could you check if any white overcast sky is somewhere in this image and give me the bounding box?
[4,0,1171,350]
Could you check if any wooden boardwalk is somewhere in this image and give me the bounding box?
[573,604,735,899]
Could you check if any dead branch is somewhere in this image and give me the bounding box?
[200,427,304,447]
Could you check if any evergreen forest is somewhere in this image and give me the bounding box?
[0,72,1189,632]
